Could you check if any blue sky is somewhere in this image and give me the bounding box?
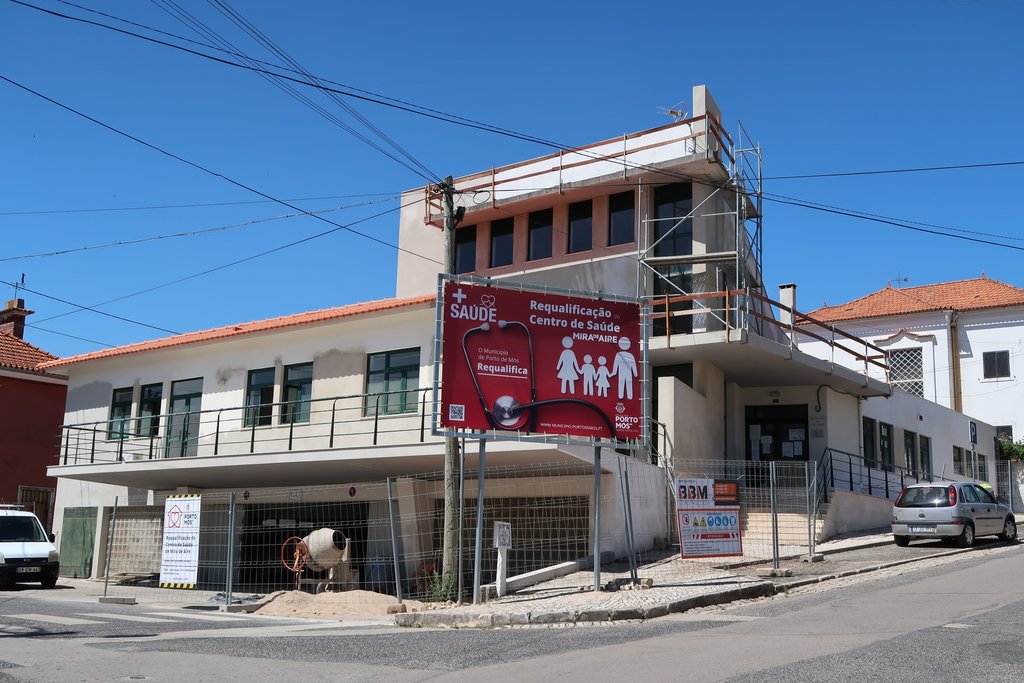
[3,1,1023,358]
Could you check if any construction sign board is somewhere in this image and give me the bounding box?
[439,280,643,442]
[677,507,743,558]
[159,494,201,588]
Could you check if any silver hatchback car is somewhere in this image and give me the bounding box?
[892,481,1018,548]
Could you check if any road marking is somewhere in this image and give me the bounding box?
[943,623,974,629]
[672,614,764,622]
[143,612,246,622]
[9,614,104,626]
[78,613,176,623]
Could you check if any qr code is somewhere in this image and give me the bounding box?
[448,404,465,422]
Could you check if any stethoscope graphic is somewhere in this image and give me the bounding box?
[461,320,617,438]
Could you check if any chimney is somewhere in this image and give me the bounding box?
[778,284,797,326]
[0,298,33,340]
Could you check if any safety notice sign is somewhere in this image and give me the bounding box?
[159,494,201,588]
[439,281,642,441]
[677,507,743,558]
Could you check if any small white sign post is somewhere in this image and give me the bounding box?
[493,521,512,597]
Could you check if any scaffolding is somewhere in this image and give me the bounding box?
[638,115,765,339]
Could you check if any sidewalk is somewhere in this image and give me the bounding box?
[26,529,977,629]
[394,529,956,628]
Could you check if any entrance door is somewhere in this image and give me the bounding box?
[166,378,203,458]
[59,507,96,578]
[745,404,809,461]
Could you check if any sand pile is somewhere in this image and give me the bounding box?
[255,589,424,619]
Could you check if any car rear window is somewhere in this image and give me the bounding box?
[895,486,949,508]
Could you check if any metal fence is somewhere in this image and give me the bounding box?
[996,460,1024,513]
[91,454,848,605]
[671,459,823,564]
[96,457,675,605]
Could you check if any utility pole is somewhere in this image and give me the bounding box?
[440,176,461,600]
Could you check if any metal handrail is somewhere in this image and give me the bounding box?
[820,447,952,501]
[59,387,432,465]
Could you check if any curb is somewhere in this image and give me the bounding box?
[771,546,974,591]
[394,541,1003,629]
[394,580,775,629]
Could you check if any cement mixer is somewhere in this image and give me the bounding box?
[280,528,358,593]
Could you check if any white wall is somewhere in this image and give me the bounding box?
[861,389,996,482]
[797,305,1024,442]
[658,362,725,466]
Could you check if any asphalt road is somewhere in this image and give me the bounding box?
[1,541,1022,682]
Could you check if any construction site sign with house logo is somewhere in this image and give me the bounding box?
[159,494,202,588]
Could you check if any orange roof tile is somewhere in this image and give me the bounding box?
[805,276,1024,324]
[0,331,58,372]
[40,294,436,370]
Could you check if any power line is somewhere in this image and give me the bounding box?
[24,323,115,348]
[206,0,441,184]
[0,73,441,267]
[31,198,418,327]
[19,0,1024,255]
[0,192,397,216]
[0,198,397,263]
[0,278,180,334]
[765,160,1024,180]
[764,194,1024,252]
[760,190,1024,244]
[149,0,439,184]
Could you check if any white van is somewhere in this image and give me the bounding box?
[0,506,60,588]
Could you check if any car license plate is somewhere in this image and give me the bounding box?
[909,526,935,533]
[16,566,41,573]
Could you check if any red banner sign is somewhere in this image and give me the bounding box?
[440,282,642,440]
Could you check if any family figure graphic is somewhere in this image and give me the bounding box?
[555,336,637,400]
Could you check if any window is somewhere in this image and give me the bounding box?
[863,417,877,468]
[652,183,693,257]
[889,347,924,397]
[245,368,275,427]
[490,218,514,268]
[978,454,988,481]
[167,378,203,458]
[527,209,553,261]
[953,446,965,475]
[903,429,918,476]
[567,200,592,254]
[366,348,420,415]
[138,383,162,437]
[109,387,133,440]
[919,435,932,478]
[454,225,477,274]
[983,350,1011,379]
[608,191,635,246]
[282,363,313,424]
[879,422,894,472]
[651,184,694,336]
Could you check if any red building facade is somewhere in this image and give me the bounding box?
[0,299,67,532]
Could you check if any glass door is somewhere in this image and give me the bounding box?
[166,378,203,458]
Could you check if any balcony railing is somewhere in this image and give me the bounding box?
[59,388,433,465]
[650,287,891,381]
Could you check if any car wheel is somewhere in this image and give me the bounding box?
[999,518,1019,543]
[956,523,975,548]
[40,573,58,589]
[893,535,910,547]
